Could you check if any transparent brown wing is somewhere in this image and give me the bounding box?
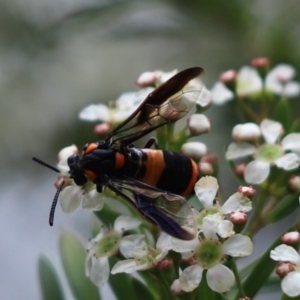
[106,67,204,146]
[105,176,197,240]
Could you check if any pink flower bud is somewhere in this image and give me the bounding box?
[237,186,256,197]
[230,211,248,224]
[232,123,261,141]
[281,231,300,245]
[170,279,183,296]
[275,261,295,278]
[251,57,270,68]
[220,70,237,84]
[135,71,157,87]
[234,163,247,177]
[187,114,211,135]
[158,258,173,270]
[198,162,213,175]
[288,175,300,193]
[181,142,208,161]
[94,123,111,136]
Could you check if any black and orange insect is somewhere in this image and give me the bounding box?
[33,67,204,240]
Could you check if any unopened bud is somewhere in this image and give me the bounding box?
[181,142,208,161]
[288,175,300,193]
[170,279,183,296]
[232,123,261,141]
[237,186,256,197]
[234,163,247,177]
[220,70,237,92]
[281,231,300,245]
[187,114,210,136]
[94,123,111,136]
[198,162,213,175]
[136,71,157,87]
[158,258,174,270]
[230,211,248,224]
[275,261,295,278]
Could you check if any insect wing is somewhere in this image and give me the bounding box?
[107,67,204,146]
[106,177,197,240]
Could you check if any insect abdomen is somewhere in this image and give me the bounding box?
[119,148,199,196]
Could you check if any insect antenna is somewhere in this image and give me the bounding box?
[49,180,64,226]
[32,157,60,173]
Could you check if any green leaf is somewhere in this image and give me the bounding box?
[197,270,216,300]
[236,237,282,299]
[38,255,65,300]
[108,257,137,300]
[272,98,291,130]
[131,277,155,300]
[265,194,300,224]
[59,231,101,300]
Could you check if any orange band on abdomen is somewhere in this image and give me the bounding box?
[140,149,166,186]
[115,152,125,169]
[181,159,199,197]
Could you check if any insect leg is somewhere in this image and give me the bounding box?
[143,137,159,149]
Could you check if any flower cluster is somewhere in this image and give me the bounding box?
[226,119,300,184]
[270,231,300,297]
[41,62,300,300]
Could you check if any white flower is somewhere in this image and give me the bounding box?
[111,233,168,274]
[226,119,300,184]
[270,244,300,297]
[175,234,253,293]
[211,63,300,105]
[85,216,141,286]
[194,176,252,234]
[56,145,104,213]
[79,87,154,123]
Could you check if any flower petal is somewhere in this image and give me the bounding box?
[113,215,142,233]
[267,64,296,82]
[87,256,110,287]
[260,119,282,144]
[222,192,252,214]
[236,66,262,97]
[283,81,300,98]
[59,185,82,213]
[207,264,235,292]
[179,265,203,292]
[82,189,104,211]
[210,82,234,105]
[281,271,300,297]
[119,234,148,258]
[111,259,147,274]
[222,234,253,257]
[225,142,256,160]
[194,176,219,207]
[157,232,199,253]
[270,244,300,264]
[197,86,212,107]
[78,104,110,122]
[244,160,270,184]
[281,133,300,156]
[275,153,300,170]
[216,220,235,239]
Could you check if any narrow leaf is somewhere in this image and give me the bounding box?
[59,231,101,300]
[108,257,137,300]
[38,255,65,300]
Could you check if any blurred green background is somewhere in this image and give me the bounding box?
[1,0,299,299]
